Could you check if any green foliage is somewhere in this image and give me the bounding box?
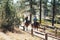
[5,0,11,18]
[0,0,21,32]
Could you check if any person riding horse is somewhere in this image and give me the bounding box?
[24,16,30,31]
[32,15,40,30]
[25,16,30,26]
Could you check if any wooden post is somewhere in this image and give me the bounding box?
[55,28,57,37]
[45,33,48,40]
[44,27,45,33]
[31,28,33,36]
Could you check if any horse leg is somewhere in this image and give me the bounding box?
[37,26,38,31]
[26,27,28,31]
[25,25,28,31]
[23,26,25,31]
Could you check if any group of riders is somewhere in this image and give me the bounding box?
[23,15,40,30]
[22,15,39,30]
[25,15,37,25]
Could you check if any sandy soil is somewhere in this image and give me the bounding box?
[0,29,41,40]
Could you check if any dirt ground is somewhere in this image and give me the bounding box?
[0,28,42,40]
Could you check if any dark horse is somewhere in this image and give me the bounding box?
[31,22,40,31]
[24,20,31,31]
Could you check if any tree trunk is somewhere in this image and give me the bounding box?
[40,0,42,25]
[52,0,56,26]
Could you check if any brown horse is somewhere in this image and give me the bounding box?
[31,22,40,31]
[24,21,31,31]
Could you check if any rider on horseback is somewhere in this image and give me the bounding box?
[33,15,37,25]
[25,16,28,23]
[25,16,31,31]
[33,15,39,31]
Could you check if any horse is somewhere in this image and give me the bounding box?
[31,22,40,31]
[24,20,31,31]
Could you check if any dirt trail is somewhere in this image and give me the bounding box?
[0,29,41,40]
[0,32,11,40]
